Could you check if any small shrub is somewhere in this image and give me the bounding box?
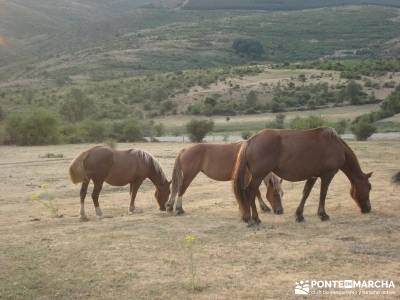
[241,131,252,140]
[290,116,325,130]
[186,119,214,143]
[351,120,376,141]
[104,138,117,149]
[30,183,61,218]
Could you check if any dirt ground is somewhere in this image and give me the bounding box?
[0,141,399,299]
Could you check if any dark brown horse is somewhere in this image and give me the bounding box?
[166,142,284,215]
[69,146,171,221]
[233,128,372,224]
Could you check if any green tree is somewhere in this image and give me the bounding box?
[121,119,144,142]
[0,105,4,121]
[80,120,106,143]
[232,38,265,60]
[6,110,60,145]
[59,89,94,122]
[154,123,166,137]
[186,119,214,143]
[351,120,376,141]
[246,91,258,107]
[344,81,364,105]
[275,113,286,129]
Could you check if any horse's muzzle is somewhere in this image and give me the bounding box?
[274,208,284,215]
[361,205,371,214]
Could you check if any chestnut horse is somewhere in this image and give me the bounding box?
[69,146,170,221]
[233,128,372,224]
[166,142,284,215]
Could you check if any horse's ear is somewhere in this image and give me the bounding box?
[366,172,373,178]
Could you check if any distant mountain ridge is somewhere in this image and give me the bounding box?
[0,1,400,82]
[182,0,400,10]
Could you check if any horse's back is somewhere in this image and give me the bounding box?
[254,128,345,181]
[105,149,148,186]
[84,146,115,180]
[179,143,241,181]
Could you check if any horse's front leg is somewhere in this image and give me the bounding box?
[317,172,336,221]
[129,180,143,214]
[296,177,317,222]
[92,180,109,219]
[256,189,271,213]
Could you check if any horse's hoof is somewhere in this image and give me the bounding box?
[319,213,330,221]
[80,216,89,222]
[166,205,174,213]
[247,219,260,227]
[242,215,251,223]
[260,205,271,213]
[129,208,143,214]
[296,215,305,223]
[253,217,261,225]
[175,208,185,215]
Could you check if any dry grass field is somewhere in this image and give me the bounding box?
[0,141,399,299]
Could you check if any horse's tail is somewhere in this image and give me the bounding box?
[233,141,251,214]
[170,151,184,200]
[392,171,400,185]
[69,150,89,184]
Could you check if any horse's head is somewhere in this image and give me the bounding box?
[350,172,372,213]
[155,180,171,211]
[266,178,284,214]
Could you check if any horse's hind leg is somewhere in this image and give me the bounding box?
[256,189,271,213]
[249,179,262,225]
[91,179,105,219]
[317,172,336,221]
[296,177,317,222]
[79,181,89,221]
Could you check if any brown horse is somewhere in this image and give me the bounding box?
[69,146,171,221]
[166,142,284,215]
[233,128,372,224]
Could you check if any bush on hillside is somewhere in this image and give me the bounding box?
[232,38,265,60]
[59,88,95,122]
[186,119,214,143]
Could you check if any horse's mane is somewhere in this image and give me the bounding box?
[333,131,364,177]
[130,149,167,183]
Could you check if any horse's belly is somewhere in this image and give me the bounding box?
[105,177,130,186]
[274,166,319,182]
[105,168,133,186]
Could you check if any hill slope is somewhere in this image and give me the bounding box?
[183,0,400,10]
